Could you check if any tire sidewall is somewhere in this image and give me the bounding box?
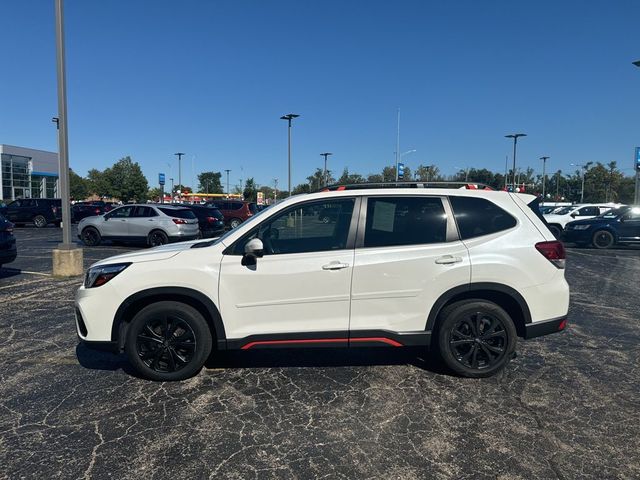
[437,300,517,378]
[33,215,47,228]
[125,301,212,381]
[229,219,241,229]
[82,227,101,246]
[148,230,168,247]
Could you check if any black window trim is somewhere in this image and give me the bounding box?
[224,196,362,256]
[355,195,457,249]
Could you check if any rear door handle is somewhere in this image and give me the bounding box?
[322,262,350,270]
[435,255,463,265]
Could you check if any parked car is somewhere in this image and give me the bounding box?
[78,204,199,247]
[0,214,17,269]
[182,204,225,238]
[72,202,107,223]
[564,205,640,248]
[543,203,621,238]
[76,186,569,381]
[0,198,62,228]
[207,200,258,228]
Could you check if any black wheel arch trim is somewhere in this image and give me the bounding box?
[425,282,533,331]
[111,287,227,350]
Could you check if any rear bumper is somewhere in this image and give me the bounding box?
[524,316,567,339]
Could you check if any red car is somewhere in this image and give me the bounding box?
[207,200,257,228]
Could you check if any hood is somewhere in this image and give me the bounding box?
[91,239,207,267]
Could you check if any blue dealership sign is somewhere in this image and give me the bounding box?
[159,173,166,185]
[635,147,640,172]
[398,163,405,179]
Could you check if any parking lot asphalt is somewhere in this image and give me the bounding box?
[1,227,639,479]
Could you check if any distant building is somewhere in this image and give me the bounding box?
[0,144,59,201]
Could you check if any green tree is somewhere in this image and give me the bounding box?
[105,156,149,202]
[243,177,257,201]
[307,168,334,190]
[69,169,89,200]
[337,167,364,185]
[86,168,110,197]
[382,165,412,181]
[414,164,441,182]
[148,187,163,201]
[197,171,223,193]
[292,183,311,195]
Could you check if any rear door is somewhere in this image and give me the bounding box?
[128,206,159,239]
[349,195,470,336]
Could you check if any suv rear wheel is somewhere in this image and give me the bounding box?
[125,301,212,381]
[436,299,517,378]
[33,215,47,228]
[148,230,169,247]
[81,227,101,246]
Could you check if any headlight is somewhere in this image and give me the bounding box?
[572,225,591,230]
[84,263,131,288]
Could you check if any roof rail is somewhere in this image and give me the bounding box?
[314,181,495,193]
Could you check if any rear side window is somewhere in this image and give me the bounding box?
[576,206,599,216]
[248,203,258,214]
[231,202,243,210]
[363,196,447,248]
[158,208,196,219]
[133,206,158,218]
[450,197,516,239]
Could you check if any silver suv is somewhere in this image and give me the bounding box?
[78,204,199,247]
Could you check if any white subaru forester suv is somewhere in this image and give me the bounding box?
[75,185,569,381]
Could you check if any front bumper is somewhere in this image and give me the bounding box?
[524,316,567,339]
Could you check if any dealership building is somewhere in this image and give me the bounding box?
[0,144,59,202]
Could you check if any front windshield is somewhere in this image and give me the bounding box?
[599,206,630,219]
[554,206,574,215]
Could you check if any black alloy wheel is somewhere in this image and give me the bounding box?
[229,218,242,229]
[81,227,101,246]
[33,215,47,228]
[125,301,212,381]
[437,300,517,378]
[592,230,614,249]
[148,230,169,247]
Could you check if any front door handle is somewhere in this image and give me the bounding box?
[322,262,349,270]
[435,255,463,265]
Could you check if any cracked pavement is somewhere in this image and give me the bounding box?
[0,228,639,479]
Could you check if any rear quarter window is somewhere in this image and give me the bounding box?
[450,196,517,239]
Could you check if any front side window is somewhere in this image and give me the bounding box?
[450,196,516,240]
[363,196,447,248]
[231,199,355,255]
[108,206,134,218]
[577,206,599,216]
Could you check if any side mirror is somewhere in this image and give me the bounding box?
[570,213,577,218]
[242,238,264,266]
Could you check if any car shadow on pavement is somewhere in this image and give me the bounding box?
[75,343,451,378]
[0,268,23,279]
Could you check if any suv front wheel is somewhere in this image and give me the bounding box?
[436,300,517,378]
[125,301,212,381]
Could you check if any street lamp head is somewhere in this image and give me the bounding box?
[280,114,300,120]
[505,133,527,139]
[174,152,185,157]
[633,60,640,67]
[320,152,333,157]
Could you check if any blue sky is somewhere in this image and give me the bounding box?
[1,0,639,190]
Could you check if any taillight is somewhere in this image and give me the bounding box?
[172,218,188,224]
[535,241,566,269]
[206,216,216,224]
[95,208,101,214]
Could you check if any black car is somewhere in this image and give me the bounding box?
[0,198,62,228]
[563,205,640,248]
[71,202,107,223]
[0,214,17,269]
[183,204,226,238]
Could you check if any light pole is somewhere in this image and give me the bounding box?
[273,178,278,200]
[455,166,470,182]
[540,156,550,199]
[320,152,332,186]
[280,113,299,196]
[174,152,184,201]
[571,163,589,203]
[505,133,527,189]
[633,61,640,203]
[169,178,174,200]
[224,169,231,196]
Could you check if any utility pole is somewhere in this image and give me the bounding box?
[280,114,299,196]
[395,109,400,181]
[52,0,82,276]
[505,133,527,189]
[320,152,332,186]
[169,178,174,200]
[224,169,231,197]
[556,171,561,199]
[175,152,184,201]
[274,178,278,201]
[540,156,550,199]
[504,155,509,189]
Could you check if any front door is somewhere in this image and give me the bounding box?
[101,205,134,238]
[618,208,640,241]
[219,198,358,341]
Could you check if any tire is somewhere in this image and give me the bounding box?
[320,216,330,224]
[229,218,242,229]
[125,301,212,381]
[148,230,169,247]
[548,224,562,239]
[436,300,517,378]
[81,227,101,246]
[33,215,47,228]
[592,230,615,249]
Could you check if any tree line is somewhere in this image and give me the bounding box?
[69,157,637,204]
